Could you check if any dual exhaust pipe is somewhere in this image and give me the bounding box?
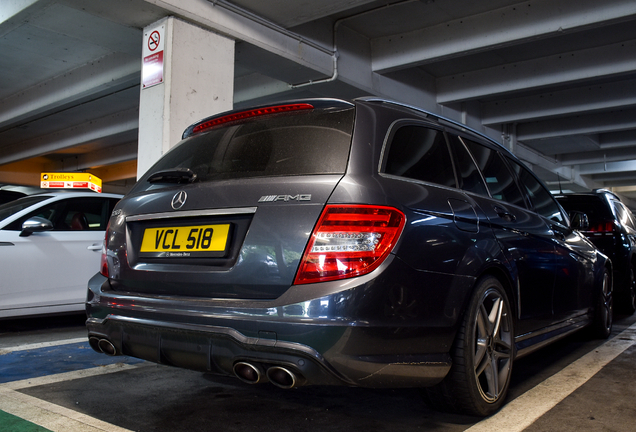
[88,336,117,356]
[89,336,302,389]
[233,361,303,389]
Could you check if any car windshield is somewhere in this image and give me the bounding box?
[133,106,355,192]
[0,195,51,223]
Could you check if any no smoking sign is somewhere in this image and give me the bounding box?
[142,25,165,89]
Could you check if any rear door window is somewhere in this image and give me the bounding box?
[509,159,567,225]
[462,138,526,208]
[382,124,456,188]
[447,134,489,196]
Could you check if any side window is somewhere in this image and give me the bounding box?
[383,124,456,188]
[510,160,567,225]
[447,134,489,196]
[462,138,526,207]
[60,198,116,231]
[5,197,116,231]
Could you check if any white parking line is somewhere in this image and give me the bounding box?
[0,337,87,355]
[0,363,149,432]
[467,322,636,432]
[1,324,635,431]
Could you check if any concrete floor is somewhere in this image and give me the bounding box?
[1,313,635,432]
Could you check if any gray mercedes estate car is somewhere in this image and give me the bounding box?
[86,97,612,416]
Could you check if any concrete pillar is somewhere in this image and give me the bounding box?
[137,17,234,178]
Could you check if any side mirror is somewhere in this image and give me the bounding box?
[570,211,589,231]
[20,216,54,237]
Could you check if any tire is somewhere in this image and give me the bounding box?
[621,264,636,315]
[424,276,514,416]
[591,268,613,339]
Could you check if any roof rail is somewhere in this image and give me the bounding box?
[594,188,621,201]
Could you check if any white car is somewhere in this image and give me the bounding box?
[0,191,121,318]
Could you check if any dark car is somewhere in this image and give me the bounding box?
[556,190,636,314]
[86,98,612,416]
[0,184,41,204]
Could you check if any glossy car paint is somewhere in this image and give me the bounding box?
[86,98,609,413]
[0,192,122,318]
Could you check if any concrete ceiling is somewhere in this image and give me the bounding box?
[0,0,635,203]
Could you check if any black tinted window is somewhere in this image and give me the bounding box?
[4,197,118,231]
[448,135,489,196]
[384,125,456,187]
[462,139,525,207]
[510,160,566,224]
[136,108,355,188]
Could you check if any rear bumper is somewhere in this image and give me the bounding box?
[85,260,471,388]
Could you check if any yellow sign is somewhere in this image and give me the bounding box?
[40,172,102,193]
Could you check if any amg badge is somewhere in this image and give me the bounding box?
[258,194,311,202]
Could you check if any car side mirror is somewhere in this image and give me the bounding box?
[570,211,589,231]
[20,216,54,237]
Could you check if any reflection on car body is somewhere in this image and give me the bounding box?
[86,98,612,416]
[0,191,121,318]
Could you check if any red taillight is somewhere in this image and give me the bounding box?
[191,103,314,135]
[294,205,406,285]
[100,221,110,278]
[587,221,614,233]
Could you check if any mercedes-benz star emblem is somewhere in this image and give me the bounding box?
[171,191,187,210]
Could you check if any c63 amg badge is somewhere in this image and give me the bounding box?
[258,194,311,202]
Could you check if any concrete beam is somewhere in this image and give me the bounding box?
[436,39,636,103]
[0,0,54,38]
[517,108,636,141]
[0,52,140,131]
[58,141,138,171]
[147,0,334,77]
[482,78,636,125]
[578,159,636,175]
[0,107,138,165]
[560,146,636,165]
[372,0,636,73]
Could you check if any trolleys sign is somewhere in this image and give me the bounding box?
[41,173,102,193]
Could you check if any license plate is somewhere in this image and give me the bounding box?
[140,224,230,255]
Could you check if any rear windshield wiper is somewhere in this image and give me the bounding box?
[147,168,198,183]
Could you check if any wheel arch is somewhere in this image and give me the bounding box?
[468,264,518,324]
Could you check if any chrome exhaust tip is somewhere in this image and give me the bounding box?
[97,338,117,356]
[266,366,299,389]
[88,336,102,353]
[233,362,266,384]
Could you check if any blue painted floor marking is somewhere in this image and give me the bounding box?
[0,341,144,384]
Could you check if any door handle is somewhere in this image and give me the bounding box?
[493,206,516,222]
[87,243,102,251]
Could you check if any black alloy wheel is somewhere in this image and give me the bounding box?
[592,268,613,339]
[624,264,636,315]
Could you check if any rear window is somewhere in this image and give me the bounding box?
[556,196,613,227]
[136,107,355,189]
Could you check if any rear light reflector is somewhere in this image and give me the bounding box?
[100,221,110,278]
[190,103,314,135]
[294,205,405,285]
[586,221,614,233]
